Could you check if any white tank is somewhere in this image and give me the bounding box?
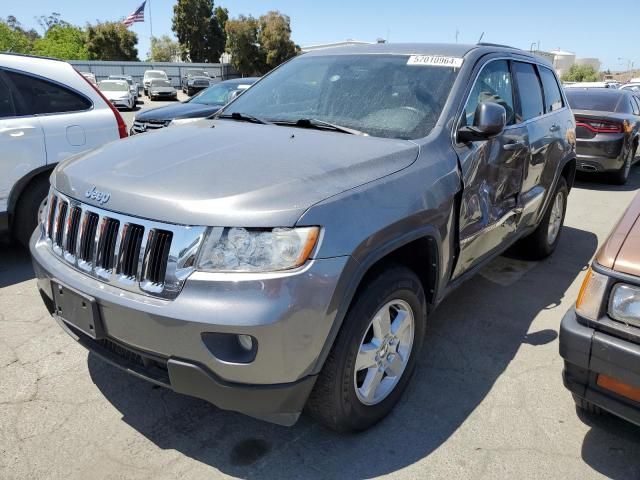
[550,49,576,77]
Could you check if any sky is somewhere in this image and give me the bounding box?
[6,0,638,71]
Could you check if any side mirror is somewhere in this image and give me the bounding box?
[227,89,243,102]
[458,102,506,143]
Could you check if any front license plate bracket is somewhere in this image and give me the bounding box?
[51,280,105,340]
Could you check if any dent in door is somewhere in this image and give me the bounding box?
[454,126,528,276]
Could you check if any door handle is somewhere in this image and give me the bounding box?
[503,141,527,151]
[550,124,560,132]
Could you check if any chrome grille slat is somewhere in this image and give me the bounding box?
[41,190,206,299]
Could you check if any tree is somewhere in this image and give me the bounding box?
[0,16,39,53]
[33,24,88,60]
[86,22,138,61]
[224,15,264,75]
[149,35,181,62]
[258,11,298,71]
[214,6,228,32]
[561,64,599,82]
[36,12,68,34]
[172,0,225,62]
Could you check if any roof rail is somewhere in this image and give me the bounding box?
[476,42,520,50]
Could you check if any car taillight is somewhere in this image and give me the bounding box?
[75,70,128,139]
[574,116,623,133]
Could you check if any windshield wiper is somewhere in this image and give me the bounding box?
[274,118,367,136]
[213,112,272,125]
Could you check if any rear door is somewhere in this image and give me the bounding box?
[4,69,96,166]
[0,70,46,215]
[453,59,529,278]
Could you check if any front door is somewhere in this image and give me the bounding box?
[452,59,528,278]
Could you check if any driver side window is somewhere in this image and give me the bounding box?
[464,60,516,127]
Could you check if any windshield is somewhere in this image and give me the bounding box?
[188,70,208,77]
[565,90,622,112]
[151,79,172,87]
[146,71,166,79]
[190,82,247,105]
[222,54,459,139]
[99,81,128,92]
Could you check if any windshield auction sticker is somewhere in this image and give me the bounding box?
[407,55,464,68]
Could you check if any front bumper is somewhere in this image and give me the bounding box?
[559,308,640,426]
[31,231,351,425]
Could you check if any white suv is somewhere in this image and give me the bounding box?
[142,70,168,96]
[0,53,127,246]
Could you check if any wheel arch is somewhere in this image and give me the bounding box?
[311,226,443,375]
[8,164,55,219]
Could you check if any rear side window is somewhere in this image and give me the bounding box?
[513,62,544,121]
[630,98,640,115]
[539,67,563,113]
[0,75,17,118]
[5,70,91,115]
[464,60,516,126]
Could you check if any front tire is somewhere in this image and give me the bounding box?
[307,265,426,432]
[516,176,568,260]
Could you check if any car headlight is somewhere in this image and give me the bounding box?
[197,227,320,273]
[575,267,609,320]
[170,118,201,126]
[609,283,640,327]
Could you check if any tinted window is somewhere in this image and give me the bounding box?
[5,71,91,115]
[633,97,640,116]
[630,98,639,116]
[224,54,460,140]
[513,62,544,120]
[464,60,516,126]
[539,66,563,113]
[565,90,622,112]
[0,75,17,118]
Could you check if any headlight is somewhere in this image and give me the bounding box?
[575,267,609,320]
[170,118,201,126]
[609,283,640,327]
[197,227,320,272]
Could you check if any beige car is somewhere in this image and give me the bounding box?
[560,192,640,425]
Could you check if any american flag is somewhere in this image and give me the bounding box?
[123,1,146,27]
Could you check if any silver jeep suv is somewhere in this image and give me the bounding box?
[31,43,576,431]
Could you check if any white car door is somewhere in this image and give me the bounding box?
[4,70,96,166]
[0,72,46,215]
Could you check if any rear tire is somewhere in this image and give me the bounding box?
[306,265,426,432]
[13,176,50,248]
[515,176,568,260]
[611,147,633,185]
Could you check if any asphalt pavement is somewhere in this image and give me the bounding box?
[1,140,640,478]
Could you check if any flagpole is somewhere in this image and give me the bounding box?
[148,0,153,40]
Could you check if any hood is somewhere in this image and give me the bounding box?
[597,191,640,276]
[102,90,129,100]
[136,102,221,121]
[52,121,419,227]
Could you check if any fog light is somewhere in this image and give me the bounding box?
[237,334,253,351]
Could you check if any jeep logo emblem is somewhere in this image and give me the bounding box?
[85,186,111,205]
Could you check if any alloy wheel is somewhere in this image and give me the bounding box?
[353,299,415,405]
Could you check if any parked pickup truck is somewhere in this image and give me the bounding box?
[30,43,576,432]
